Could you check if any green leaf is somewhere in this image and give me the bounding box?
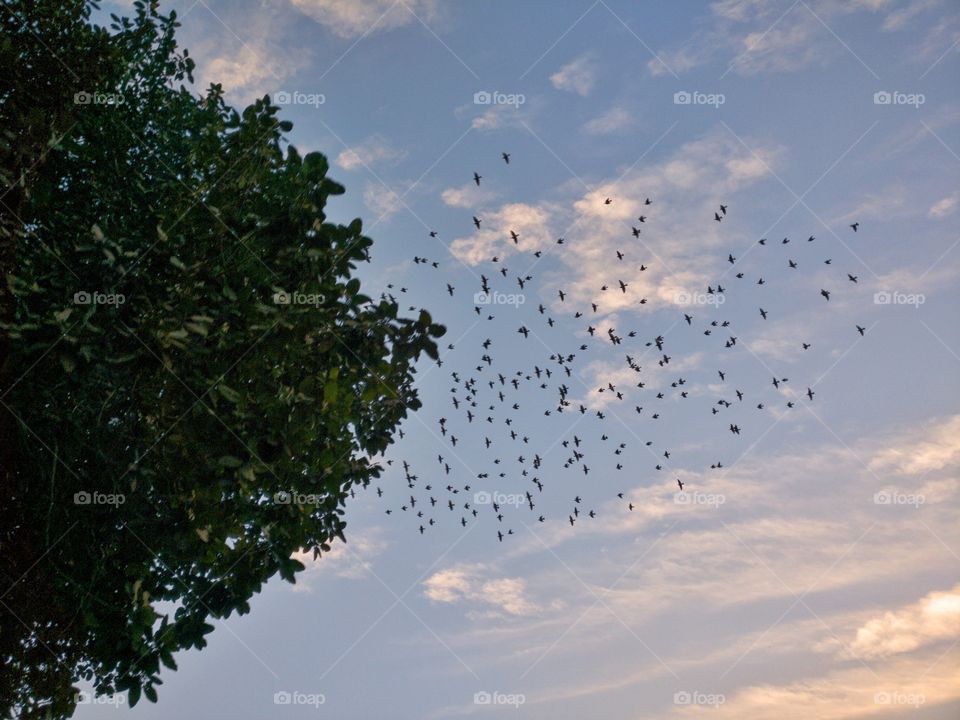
[217,385,241,403]
[323,382,338,404]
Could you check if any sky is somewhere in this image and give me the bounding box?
[79,1,960,718]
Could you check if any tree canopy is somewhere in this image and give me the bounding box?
[0,2,443,717]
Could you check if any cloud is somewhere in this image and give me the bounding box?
[845,583,960,659]
[290,528,389,591]
[412,415,959,715]
[583,107,633,135]
[449,202,556,265]
[289,0,444,39]
[423,565,540,617]
[188,10,307,104]
[690,654,960,719]
[929,193,960,218]
[869,415,960,475]
[450,130,781,317]
[440,182,498,209]
[363,182,405,220]
[648,0,905,77]
[335,135,405,171]
[550,56,596,96]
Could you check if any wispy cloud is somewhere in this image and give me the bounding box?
[335,135,406,171]
[289,0,445,39]
[550,56,597,96]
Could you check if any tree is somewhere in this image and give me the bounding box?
[0,3,443,717]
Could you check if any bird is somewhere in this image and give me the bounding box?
[473,172,482,186]
[850,222,859,232]
[501,152,510,164]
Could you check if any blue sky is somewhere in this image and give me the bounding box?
[82,1,960,718]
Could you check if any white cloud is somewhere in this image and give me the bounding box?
[870,415,960,475]
[335,135,405,171]
[189,11,307,104]
[289,0,444,39]
[440,182,498,209]
[690,654,960,720]
[290,528,389,591]
[583,107,633,135]
[363,182,405,220]
[449,202,556,265]
[423,564,540,616]
[649,0,906,77]
[929,193,960,218]
[845,583,960,659]
[450,130,781,317]
[550,56,596,96]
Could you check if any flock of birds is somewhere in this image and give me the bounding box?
[354,151,870,543]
